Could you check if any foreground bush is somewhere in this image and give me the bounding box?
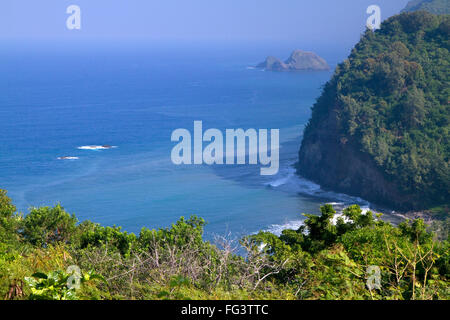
[0,189,448,300]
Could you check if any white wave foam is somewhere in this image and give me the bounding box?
[77,145,117,150]
[264,203,374,237]
[266,163,297,188]
[57,156,79,160]
[268,165,370,207]
[264,219,305,236]
[266,174,291,188]
[262,162,375,236]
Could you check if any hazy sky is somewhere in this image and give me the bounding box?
[2,0,409,45]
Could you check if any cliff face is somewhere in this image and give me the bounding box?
[297,12,450,211]
[257,50,329,71]
[298,106,417,210]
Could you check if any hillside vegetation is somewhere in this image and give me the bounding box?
[0,189,448,300]
[403,0,450,15]
[298,11,449,211]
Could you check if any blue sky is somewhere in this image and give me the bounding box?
[2,0,409,45]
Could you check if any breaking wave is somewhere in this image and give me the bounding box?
[263,162,373,235]
[77,145,117,150]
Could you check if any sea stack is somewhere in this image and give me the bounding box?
[256,50,330,71]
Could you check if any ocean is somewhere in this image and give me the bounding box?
[0,40,374,238]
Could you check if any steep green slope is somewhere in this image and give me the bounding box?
[298,11,449,211]
[403,0,450,15]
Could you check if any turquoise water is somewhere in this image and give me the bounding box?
[0,41,371,238]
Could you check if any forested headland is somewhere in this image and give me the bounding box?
[298,11,449,212]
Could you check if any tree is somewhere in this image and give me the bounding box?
[0,189,16,219]
[399,86,427,128]
[22,205,77,246]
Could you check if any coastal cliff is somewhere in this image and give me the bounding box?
[297,11,450,212]
[257,50,329,71]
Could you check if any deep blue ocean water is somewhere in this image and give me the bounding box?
[0,41,373,238]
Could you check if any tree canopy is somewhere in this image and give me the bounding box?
[403,0,450,15]
[301,11,449,210]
